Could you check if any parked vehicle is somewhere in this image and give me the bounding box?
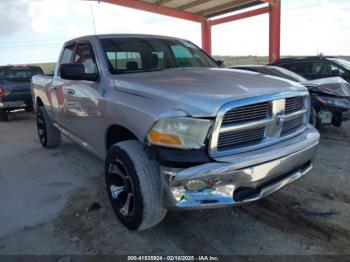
[231,65,350,127]
[31,35,319,231]
[0,65,45,121]
[271,56,350,82]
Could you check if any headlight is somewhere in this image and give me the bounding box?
[147,117,213,149]
[316,96,350,109]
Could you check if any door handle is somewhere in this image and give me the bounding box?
[64,88,75,95]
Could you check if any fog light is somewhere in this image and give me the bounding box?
[184,179,209,191]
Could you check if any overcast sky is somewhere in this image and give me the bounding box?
[0,0,349,65]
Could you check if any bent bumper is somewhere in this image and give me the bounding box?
[162,125,319,209]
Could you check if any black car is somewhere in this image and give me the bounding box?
[0,65,44,121]
[231,65,350,127]
[271,56,350,82]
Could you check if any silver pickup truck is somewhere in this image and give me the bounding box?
[31,34,320,231]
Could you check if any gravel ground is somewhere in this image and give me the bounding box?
[0,111,349,256]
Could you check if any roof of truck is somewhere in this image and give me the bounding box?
[64,34,187,45]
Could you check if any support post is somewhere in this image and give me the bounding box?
[269,0,281,63]
[201,20,212,55]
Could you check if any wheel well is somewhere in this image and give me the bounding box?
[106,125,138,151]
[36,97,44,107]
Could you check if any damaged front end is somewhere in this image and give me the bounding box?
[303,77,350,126]
[161,127,319,209]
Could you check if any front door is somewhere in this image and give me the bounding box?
[60,41,102,152]
[50,44,75,123]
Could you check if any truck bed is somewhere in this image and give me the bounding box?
[31,75,54,109]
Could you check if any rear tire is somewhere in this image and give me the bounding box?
[36,106,61,148]
[0,109,8,122]
[105,140,167,231]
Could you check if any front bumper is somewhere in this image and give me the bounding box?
[161,125,319,209]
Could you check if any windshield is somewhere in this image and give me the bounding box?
[0,66,44,80]
[100,37,218,74]
[328,58,350,71]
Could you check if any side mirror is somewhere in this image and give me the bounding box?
[216,60,225,67]
[60,64,98,81]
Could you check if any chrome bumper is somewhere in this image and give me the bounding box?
[162,125,319,209]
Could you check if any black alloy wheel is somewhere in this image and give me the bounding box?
[107,159,136,218]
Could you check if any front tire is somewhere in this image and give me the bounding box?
[105,140,167,231]
[36,106,61,148]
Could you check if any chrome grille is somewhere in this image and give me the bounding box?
[222,102,269,125]
[210,93,309,157]
[218,127,265,150]
[282,115,304,136]
[285,97,304,115]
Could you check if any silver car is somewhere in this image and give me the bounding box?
[31,34,320,230]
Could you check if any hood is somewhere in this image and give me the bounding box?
[302,77,350,97]
[113,68,307,117]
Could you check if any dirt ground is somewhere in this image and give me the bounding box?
[0,111,349,256]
